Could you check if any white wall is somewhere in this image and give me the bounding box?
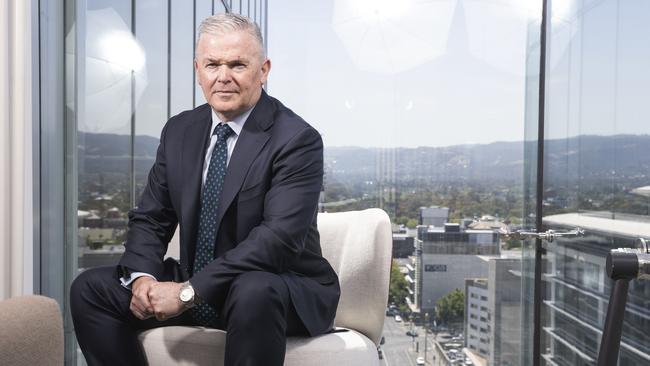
[0,0,35,299]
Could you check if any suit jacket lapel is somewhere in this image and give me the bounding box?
[180,105,212,270]
[214,91,275,233]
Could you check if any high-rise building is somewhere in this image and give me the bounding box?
[419,206,450,227]
[414,224,500,314]
[464,256,522,366]
[465,278,490,359]
[488,257,522,366]
[393,233,415,258]
[542,213,650,366]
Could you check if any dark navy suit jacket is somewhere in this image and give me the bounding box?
[118,90,340,335]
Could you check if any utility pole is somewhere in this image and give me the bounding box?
[424,312,429,363]
[410,314,415,349]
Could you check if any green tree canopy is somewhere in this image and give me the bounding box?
[388,260,409,313]
[435,288,465,328]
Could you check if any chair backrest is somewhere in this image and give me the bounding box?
[317,208,392,345]
[0,295,64,365]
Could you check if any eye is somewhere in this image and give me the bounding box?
[232,63,246,71]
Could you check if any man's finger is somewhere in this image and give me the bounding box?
[135,292,154,313]
[132,277,156,312]
[131,300,149,319]
[130,301,151,320]
[130,293,151,314]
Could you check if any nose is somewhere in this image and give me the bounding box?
[216,66,231,84]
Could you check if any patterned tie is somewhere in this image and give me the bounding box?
[192,123,234,326]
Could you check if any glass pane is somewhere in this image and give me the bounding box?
[170,0,195,116]
[521,4,543,365]
[134,0,169,200]
[194,0,213,106]
[74,0,134,272]
[541,0,650,365]
[269,1,537,365]
[64,2,270,363]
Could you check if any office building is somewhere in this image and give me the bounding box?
[393,233,415,258]
[465,278,490,359]
[419,206,450,227]
[414,224,500,314]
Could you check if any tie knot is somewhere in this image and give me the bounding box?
[213,123,234,141]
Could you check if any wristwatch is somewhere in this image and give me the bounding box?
[179,281,200,309]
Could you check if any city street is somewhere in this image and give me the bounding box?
[380,316,435,366]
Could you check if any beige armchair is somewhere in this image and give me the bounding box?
[0,295,64,366]
[139,208,393,365]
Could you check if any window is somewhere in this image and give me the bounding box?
[523,1,650,365]
[43,1,650,366]
[56,1,266,363]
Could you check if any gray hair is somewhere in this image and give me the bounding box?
[197,13,265,60]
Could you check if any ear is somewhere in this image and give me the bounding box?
[194,59,201,85]
[260,59,271,86]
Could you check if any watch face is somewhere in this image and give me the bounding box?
[180,288,193,302]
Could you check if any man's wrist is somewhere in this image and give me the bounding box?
[179,281,202,309]
[133,275,155,287]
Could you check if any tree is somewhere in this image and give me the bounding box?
[388,260,409,313]
[406,219,418,229]
[435,289,465,329]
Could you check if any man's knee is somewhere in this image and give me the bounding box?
[224,271,289,325]
[70,266,119,312]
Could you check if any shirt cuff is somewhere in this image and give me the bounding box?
[120,272,157,290]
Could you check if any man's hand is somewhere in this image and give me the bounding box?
[148,281,185,321]
[130,276,157,320]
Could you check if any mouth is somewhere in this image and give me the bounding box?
[214,90,237,95]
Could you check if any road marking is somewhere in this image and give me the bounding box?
[382,351,391,366]
[402,349,416,366]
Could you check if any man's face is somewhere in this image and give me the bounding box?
[195,30,270,121]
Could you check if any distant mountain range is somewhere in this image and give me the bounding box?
[77,132,650,184]
[324,135,650,184]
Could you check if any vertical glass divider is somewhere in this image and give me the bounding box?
[64,1,84,363]
[534,0,549,365]
[130,0,136,208]
[192,0,196,107]
[167,0,172,119]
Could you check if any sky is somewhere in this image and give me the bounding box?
[266,0,650,147]
[75,0,650,148]
[267,0,532,148]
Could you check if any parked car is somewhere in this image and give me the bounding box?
[394,315,402,322]
[377,346,383,359]
[406,330,419,337]
[416,356,425,365]
[380,335,385,345]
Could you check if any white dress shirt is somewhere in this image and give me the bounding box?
[120,106,254,289]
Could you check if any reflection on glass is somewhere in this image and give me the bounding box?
[270,1,538,365]
[541,0,650,365]
[134,0,168,200]
[68,7,146,135]
[70,2,136,272]
[65,2,269,364]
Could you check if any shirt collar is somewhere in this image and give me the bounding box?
[210,105,255,137]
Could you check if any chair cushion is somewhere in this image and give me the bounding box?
[139,326,379,366]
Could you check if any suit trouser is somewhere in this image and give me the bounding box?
[70,266,308,366]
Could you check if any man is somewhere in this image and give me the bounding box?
[70,13,340,365]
